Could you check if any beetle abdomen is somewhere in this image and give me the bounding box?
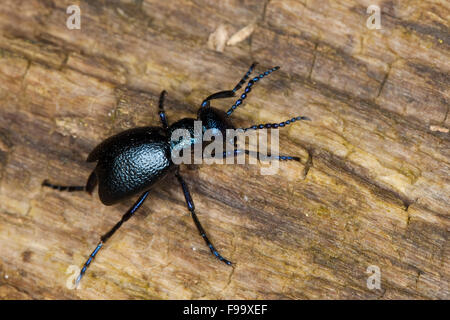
[88,127,173,205]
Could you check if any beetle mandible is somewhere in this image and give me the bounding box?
[42,62,310,285]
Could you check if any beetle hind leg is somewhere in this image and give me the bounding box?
[75,190,150,286]
[42,180,85,192]
[42,170,97,193]
[85,170,97,194]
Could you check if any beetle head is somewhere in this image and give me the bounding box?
[197,106,235,137]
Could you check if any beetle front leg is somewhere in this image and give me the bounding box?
[175,170,232,266]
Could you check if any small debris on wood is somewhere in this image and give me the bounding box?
[227,23,256,46]
[207,24,228,52]
[429,125,449,133]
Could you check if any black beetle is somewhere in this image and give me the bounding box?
[42,62,310,285]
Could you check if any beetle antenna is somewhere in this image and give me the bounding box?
[200,62,258,108]
[238,116,311,131]
[226,66,280,117]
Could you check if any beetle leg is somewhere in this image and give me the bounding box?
[85,170,97,194]
[158,90,169,129]
[42,180,86,192]
[75,190,150,286]
[175,170,232,266]
[201,62,258,108]
[42,170,98,194]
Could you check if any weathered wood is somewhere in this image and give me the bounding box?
[0,0,448,299]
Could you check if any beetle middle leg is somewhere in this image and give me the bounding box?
[42,170,97,194]
[175,170,232,266]
[75,190,150,285]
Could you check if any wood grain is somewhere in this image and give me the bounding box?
[0,0,448,299]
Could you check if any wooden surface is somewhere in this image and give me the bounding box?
[0,0,449,299]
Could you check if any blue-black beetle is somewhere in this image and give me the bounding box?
[43,63,310,285]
